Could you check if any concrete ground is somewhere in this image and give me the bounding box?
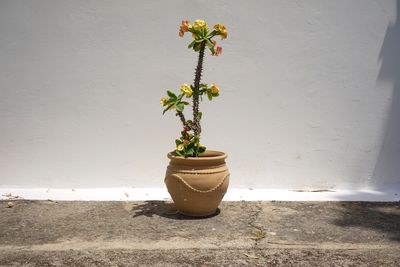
[0,200,399,266]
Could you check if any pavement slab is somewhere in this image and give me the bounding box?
[0,200,399,266]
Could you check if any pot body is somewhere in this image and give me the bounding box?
[165,150,230,216]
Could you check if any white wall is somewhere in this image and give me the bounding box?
[1,0,399,191]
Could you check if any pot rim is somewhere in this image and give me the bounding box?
[167,150,227,161]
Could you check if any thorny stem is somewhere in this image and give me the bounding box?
[176,111,187,128]
[192,41,206,136]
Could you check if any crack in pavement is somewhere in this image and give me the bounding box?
[245,201,265,259]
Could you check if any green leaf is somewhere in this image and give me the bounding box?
[186,146,194,156]
[198,146,206,154]
[207,30,217,39]
[181,101,190,105]
[175,139,182,146]
[176,103,184,112]
[162,103,175,114]
[193,42,201,52]
[198,112,203,120]
[200,28,207,38]
[167,90,177,100]
[188,40,196,49]
[207,90,213,101]
[206,39,215,54]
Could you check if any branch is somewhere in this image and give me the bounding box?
[176,111,187,128]
[192,41,206,136]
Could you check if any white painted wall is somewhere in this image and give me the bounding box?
[1,0,399,192]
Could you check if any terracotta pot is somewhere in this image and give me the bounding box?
[164,150,230,216]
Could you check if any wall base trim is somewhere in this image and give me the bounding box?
[1,188,399,201]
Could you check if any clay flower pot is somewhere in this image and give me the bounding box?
[165,150,230,216]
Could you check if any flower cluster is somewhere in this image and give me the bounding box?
[161,19,227,157]
[179,19,227,56]
[160,83,220,114]
[175,131,206,157]
[180,83,192,97]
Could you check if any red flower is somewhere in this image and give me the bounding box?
[215,46,222,56]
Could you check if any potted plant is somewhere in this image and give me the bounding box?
[160,19,229,216]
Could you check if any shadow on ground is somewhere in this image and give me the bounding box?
[332,202,400,241]
[131,201,221,220]
[332,2,400,243]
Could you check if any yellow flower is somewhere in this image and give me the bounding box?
[180,83,193,97]
[214,24,225,31]
[210,84,220,94]
[214,23,228,39]
[176,144,184,151]
[221,31,227,40]
[193,19,208,31]
[160,98,168,106]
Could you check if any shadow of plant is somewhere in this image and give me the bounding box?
[333,202,400,241]
[372,0,400,189]
[131,201,220,220]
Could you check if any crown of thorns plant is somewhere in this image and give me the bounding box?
[160,20,228,157]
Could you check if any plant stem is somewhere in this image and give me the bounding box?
[176,111,187,128]
[192,41,206,136]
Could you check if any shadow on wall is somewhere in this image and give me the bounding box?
[332,4,400,242]
[372,0,400,190]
